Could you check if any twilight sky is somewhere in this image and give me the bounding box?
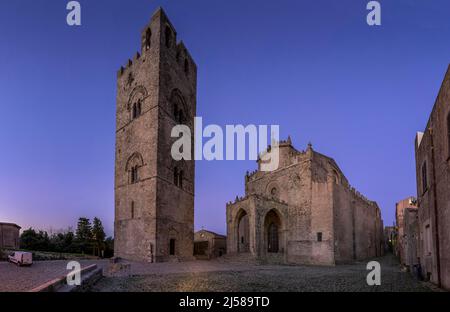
[1,0,450,236]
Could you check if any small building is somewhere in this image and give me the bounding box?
[395,197,418,265]
[0,222,21,249]
[194,230,226,259]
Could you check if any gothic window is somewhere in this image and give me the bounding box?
[131,166,139,184]
[132,104,137,119]
[173,104,184,124]
[237,210,250,253]
[132,103,137,119]
[126,152,143,185]
[173,104,179,121]
[169,239,176,255]
[173,167,183,188]
[422,161,428,194]
[267,222,279,253]
[170,90,188,125]
[165,26,172,48]
[131,201,135,219]
[132,100,142,119]
[128,86,148,121]
[145,28,151,50]
[175,108,183,124]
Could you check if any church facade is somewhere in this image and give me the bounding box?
[226,139,384,265]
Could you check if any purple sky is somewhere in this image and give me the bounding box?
[1,0,450,236]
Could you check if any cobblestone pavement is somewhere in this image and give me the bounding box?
[0,260,109,292]
[92,254,436,292]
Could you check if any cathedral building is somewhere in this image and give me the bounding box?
[226,139,384,265]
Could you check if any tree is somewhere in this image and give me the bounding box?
[75,217,93,254]
[104,237,114,258]
[20,228,51,251]
[20,228,39,250]
[76,218,92,241]
[92,217,106,257]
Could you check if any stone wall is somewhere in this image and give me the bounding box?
[227,140,383,265]
[403,208,419,271]
[415,65,450,289]
[395,197,418,265]
[114,8,196,262]
[0,223,20,249]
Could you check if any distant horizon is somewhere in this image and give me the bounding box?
[2,0,450,237]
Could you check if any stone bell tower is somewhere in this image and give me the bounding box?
[114,8,196,262]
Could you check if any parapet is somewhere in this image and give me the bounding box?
[226,193,288,207]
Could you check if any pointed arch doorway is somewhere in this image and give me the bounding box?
[264,209,282,253]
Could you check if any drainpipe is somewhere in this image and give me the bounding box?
[429,127,442,287]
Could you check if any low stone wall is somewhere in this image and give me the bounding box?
[30,264,103,292]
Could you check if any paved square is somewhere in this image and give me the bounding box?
[92,254,434,292]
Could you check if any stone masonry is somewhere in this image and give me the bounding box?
[0,222,21,249]
[394,197,418,265]
[226,139,384,265]
[114,8,196,262]
[415,65,450,290]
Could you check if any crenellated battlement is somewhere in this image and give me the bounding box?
[226,193,288,207]
[118,7,196,80]
[117,52,141,78]
[346,185,378,208]
[244,137,380,212]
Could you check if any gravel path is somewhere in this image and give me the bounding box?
[92,254,434,292]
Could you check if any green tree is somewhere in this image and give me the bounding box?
[75,217,93,254]
[20,228,50,251]
[20,228,39,250]
[92,217,106,257]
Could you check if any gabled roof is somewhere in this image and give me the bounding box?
[0,222,21,229]
[196,229,226,238]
